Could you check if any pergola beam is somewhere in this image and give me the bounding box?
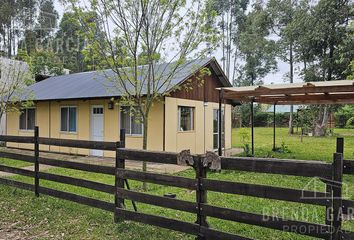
[223,83,354,99]
[219,80,354,157]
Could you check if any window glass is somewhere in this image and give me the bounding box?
[61,107,68,131]
[120,106,131,134]
[178,106,194,131]
[27,108,35,130]
[131,117,143,135]
[120,106,143,135]
[61,107,77,132]
[69,107,77,132]
[19,108,35,130]
[19,111,27,130]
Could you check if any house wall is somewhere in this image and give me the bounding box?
[164,97,232,153]
[6,97,231,156]
[6,99,164,157]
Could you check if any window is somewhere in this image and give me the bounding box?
[178,106,194,131]
[120,106,143,135]
[19,108,35,130]
[213,109,225,149]
[61,106,77,132]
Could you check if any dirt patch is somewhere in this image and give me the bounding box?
[0,221,43,240]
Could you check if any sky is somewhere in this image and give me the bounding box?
[53,0,301,85]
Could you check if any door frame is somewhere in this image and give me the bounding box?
[90,105,104,156]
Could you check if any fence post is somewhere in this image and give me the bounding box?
[114,129,126,223]
[336,138,344,156]
[34,126,39,197]
[331,152,343,240]
[195,155,208,239]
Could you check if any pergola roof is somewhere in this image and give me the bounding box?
[220,80,354,105]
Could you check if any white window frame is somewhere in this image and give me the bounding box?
[60,106,78,133]
[120,106,143,136]
[19,108,36,131]
[178,106,195,132]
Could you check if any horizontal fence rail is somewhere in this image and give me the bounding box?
[220,156,333,178]
[117,148,179,164]
[0,135,117,151]
[0,128,353,240]
[117,169,196,189]
[202,178,330,206]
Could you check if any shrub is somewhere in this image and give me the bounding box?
[346,117,354,129]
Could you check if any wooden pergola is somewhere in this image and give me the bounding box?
[218,80,354,156]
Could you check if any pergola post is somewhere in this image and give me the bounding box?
[273,103,276,151]
[251,99,254,156]
[218,90,223,156]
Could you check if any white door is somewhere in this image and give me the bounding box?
[91,106,104,156]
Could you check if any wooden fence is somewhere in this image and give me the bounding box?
[0,127,353,240]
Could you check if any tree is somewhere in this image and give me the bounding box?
[0,58,34,132]
[236,2,277,86]
[267,0,299,134]
[36,0,59,42]
[26,49,64,77]
[70,0,217,190]
[296,0,353,136]
[0,0,37,57]
[54,12,89,73]
[207,0,249,82]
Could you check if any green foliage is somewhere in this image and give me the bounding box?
[27,49,64,76]
[335,105,354,128]
[239,129,251,156]
[54,12,90,73]
[346,117,354,129]
[237,3,277,86]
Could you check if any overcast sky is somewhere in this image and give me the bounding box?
[53,1,302,85]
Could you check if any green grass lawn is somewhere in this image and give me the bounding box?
[0,157,33,168]
[1,128,354,239]
[232,127,354,162]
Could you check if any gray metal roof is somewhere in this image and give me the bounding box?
[21,57,230,101]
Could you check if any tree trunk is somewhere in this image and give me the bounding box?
[313,106,329,137]
[288,43,294,134]
[142,115,149,191]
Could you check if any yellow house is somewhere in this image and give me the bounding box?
[6,58,233,157]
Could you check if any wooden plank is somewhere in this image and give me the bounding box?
[38,137,116,151]
[0,152,34,163]
[0,135,34,143]
[343,160,354,175]
[117,148,178,164]
[342,199,354,215]
[116,208,199,235]
[200,227,253,240]
[0,164,34,177]
[38,157,115,175]
[223,85,354,98]
[201,204,331,239]
[117,169,196,189]
[0,177,34,191]
[39,187,114,212]
[34,126,39,197]
[221,157,332,178]
[202,178,329,206]
[117,188,197,214]
[342,231,354,240]
[195,155,208,226]
[115,132,125,222]
[332,153,343,240]
[38,172,115,194]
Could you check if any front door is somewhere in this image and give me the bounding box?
[91,106,104,156]
[213,109,225,150]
